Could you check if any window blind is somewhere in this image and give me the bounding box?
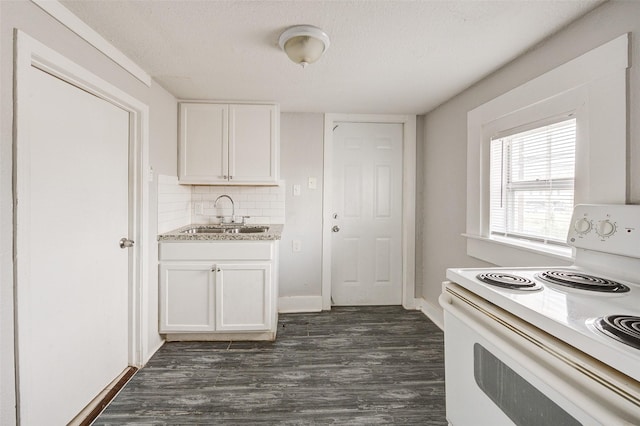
[490,118,576,245]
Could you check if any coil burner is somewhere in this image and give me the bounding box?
[476,273,542,291]
[595,315,640,350]
[535,270,630,293]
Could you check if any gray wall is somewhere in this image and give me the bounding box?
[419,0,640,312]
[0,1,177,423]
[279,113,325,299]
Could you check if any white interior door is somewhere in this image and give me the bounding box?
[331,122,403,305]
[16,66,131,425]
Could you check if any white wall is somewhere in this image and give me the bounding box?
[419,1,640,317]
[147,86,178,360]
[278,113,325,308]
[0,1,177,423]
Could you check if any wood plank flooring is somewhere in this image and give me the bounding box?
[94,306,446,425]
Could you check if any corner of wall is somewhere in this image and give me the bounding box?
[416,297,444,331]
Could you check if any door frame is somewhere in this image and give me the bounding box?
[13,30,149,389]
[322,114,417,310]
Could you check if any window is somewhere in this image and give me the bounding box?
[465,34,628,266]
[489,118,576,246]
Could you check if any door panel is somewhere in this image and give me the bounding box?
[343,238,361,283]
[375,165,392,217]
[331,122,403,305]
[343,165,362,217]
[375,238,392,283]
[17,66,130,425]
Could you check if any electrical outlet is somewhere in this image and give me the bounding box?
[293,184,301,196]
[308,177,317,189]
[195,202,204,215]
[292,240,302,252]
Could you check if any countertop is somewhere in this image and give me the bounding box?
[158,224,283,241]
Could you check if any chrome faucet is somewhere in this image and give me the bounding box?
[214,194,235,223]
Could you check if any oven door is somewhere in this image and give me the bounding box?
[439,282,640,426]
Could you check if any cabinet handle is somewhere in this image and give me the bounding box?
[211,267,221,272]
[222,175,228,179]
[229,175,233,180]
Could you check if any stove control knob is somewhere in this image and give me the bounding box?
[573,218,592,234]
[596,220,616,238]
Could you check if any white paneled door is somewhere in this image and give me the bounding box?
[16,66,131,425]
[331,122,403,305]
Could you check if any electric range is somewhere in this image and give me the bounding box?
[442,204,640,425]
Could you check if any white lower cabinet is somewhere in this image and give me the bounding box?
[158,241,278,340]
[215,263,271,331]
[160,263,215,332]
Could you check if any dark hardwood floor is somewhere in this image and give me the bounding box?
[94,306,446,425]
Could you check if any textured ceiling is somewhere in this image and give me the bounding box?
[61,0,604,114]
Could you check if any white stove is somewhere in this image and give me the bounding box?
[441,204,640,425]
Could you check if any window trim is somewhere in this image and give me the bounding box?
[466,34,629,266]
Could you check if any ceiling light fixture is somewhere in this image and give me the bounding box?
[278,25,330,68]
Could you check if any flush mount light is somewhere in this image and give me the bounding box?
[278,25,330,68]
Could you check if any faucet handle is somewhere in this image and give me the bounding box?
[231,216,251,224]
[217,215,232,224]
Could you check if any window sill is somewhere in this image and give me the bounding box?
[463,233,573,267]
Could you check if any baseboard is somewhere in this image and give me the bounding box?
[164,331,276,341]
[416,297,444,330]
[278,296,323,313]
[68,366,138,425]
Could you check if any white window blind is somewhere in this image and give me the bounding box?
[490,118,576,245]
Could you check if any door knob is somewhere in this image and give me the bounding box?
[332,226,340,233]
[119,238,135,249]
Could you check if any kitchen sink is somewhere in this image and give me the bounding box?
[226,226,269,234]
[181,227,225,234]
[181,226,269,234]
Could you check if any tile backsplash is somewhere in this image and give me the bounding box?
[191,184,285,225]
[157,175,285,232]
[157,175,192,233]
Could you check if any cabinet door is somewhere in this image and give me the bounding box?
[159,263,215,332]
[229,104,278,184]
[215,263,272,331]
[179,103,228,184]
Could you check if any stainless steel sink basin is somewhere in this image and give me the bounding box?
[181,227,225,234]
[226,226,269,234]
[181,226,269,234]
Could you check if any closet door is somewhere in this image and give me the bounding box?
[16,65,131,424]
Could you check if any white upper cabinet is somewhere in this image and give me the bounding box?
[179,102,279,185]
[179,103,228,184]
